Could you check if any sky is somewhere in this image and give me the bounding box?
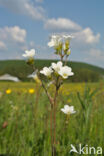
[0,0,104,68]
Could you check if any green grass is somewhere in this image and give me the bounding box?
[0,82,104,155]
[0,60,104,82]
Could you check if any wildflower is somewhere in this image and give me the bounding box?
[66,49,71,55]
[22,49,35,58]
[28,71,41,84]
[58,66,74,79]
[40,67,53,77]
[34,74,41,84]
[61,105,76,115]
[63,35,72,52]
[28,71,37,79]
[29,89,35,94]
[6,89,11,94]
[51,61,63,73]
[63,35,73,41]
[48,35,62,48]
[23,49,35,65]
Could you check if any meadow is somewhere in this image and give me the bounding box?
[0,81,104,156]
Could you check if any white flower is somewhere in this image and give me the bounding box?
[22,49,35,58]
[51,61,63,73]
[63,35,73,41]
[40,67,53,77]
[58,66,74,79]
[61,105,76,115]
[63,43,66,51]
[28,73,37,80]
[28,71,41,84]
[48,35,62,47]
[27,70,38,79]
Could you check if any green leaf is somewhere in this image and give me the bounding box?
[77,92,86,110]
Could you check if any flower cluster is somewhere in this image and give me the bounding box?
[48,34,73,56]
[40,61,74,79]
[22,34,76,119]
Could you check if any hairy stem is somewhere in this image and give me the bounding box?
[41,80,53,106]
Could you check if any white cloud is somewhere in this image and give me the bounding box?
[83,48,104,67]
[0,41,6,50]
[45,18,82,31]
[88,49,104,60]
[0,0,45,20]
[0,26,28,60]
[35,0,43,3]
[45,18,100,46]
[29,41,35,47]
[73,28,100,44]
[0,26,26,43]
[0,25,37,60]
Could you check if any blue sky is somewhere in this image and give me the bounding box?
[0,0,104,68]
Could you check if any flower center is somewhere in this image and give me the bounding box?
[63,73,67,77]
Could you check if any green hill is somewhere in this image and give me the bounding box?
[0,59,104,82]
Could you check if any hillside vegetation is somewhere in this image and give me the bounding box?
[0,60,104,82]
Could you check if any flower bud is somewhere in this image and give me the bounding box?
[27,58,34,65]
[66,50,71,55]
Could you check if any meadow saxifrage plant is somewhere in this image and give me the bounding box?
[23,34,75,156]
